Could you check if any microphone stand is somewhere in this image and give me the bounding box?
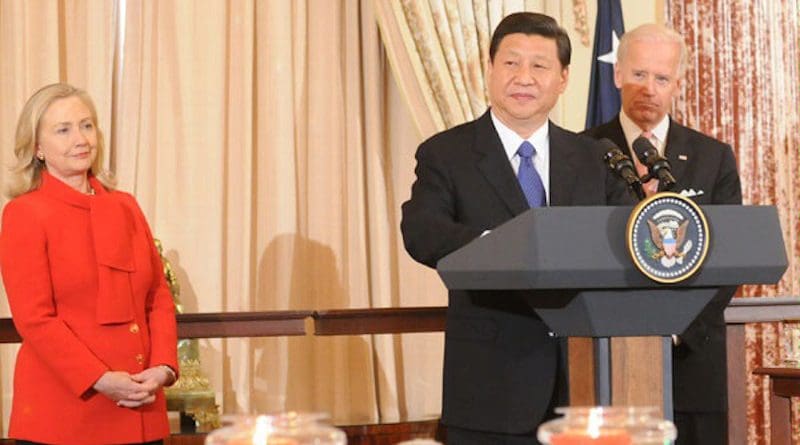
[631,180,646,202]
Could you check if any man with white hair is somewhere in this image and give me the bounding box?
[584,23,741,445]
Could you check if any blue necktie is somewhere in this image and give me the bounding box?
[517,141,547,207]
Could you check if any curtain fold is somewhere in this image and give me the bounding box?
[374,0,519,136]
[374,0,446,137]
[667,1,800,443]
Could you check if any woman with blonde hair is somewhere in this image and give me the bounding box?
[0,83,178,445]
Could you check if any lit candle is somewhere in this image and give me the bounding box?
[550,431,633,445]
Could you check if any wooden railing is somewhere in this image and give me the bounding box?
[1,297,798,444]
[0,307,447,445]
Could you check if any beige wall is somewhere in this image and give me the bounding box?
[555,0,664,131]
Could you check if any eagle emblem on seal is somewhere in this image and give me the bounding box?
[627,193,710,283]
[645,212,693,268]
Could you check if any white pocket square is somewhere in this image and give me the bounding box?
[679,188,704,197]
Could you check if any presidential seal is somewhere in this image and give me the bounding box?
[626,192,710,283]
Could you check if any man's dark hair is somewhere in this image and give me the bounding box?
[489,12,571,67]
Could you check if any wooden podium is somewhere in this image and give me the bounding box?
[437,205,787,416]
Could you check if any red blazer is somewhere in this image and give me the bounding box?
[0,171,178,445]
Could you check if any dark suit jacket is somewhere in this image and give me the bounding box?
[583,115,742,413]
[401,110,633,434]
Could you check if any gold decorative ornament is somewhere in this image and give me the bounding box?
[155,239,220,431]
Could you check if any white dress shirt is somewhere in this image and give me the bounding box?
[490,111,551,204]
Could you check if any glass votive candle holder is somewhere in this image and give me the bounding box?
[205,412,346,445]
[537,406,676,445]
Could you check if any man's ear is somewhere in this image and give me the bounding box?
[613,64,623,89]
[558,66,569,93]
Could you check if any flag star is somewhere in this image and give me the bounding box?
[597,30,620,64]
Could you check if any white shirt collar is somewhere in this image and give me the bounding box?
[619,110,670,155]
[489,110,550,201]
[490,112,550,164]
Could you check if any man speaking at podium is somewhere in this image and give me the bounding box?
[402,12,632,444]
[583,23,742,445]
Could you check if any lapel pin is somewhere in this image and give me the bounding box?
[678,154,688,161]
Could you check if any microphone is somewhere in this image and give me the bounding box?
[600,138,645,201]
[632,136,676,190]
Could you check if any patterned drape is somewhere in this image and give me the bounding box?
[374,0,589,137]
[667,1,800,443]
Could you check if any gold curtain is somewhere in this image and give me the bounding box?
[667,0,800,443]
[0,0,448,432]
